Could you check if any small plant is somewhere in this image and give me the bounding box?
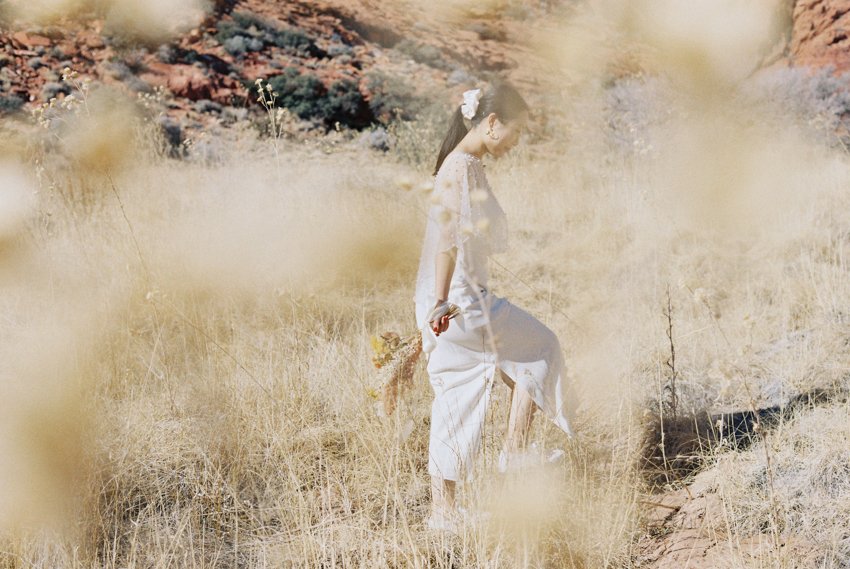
[385,102,449,169]
[31,67,91,131]
[254,77,289,164]
[662,284,679,419]
[368,331,423,416]
[136,85,182,159]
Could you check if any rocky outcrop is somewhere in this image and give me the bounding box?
[0,0,557,133]
[767,0,850,73]
[787,0,850,72]
[634,468,818,568]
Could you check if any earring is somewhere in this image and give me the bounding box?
[487,127,500,140]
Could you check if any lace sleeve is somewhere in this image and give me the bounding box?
[433,154,473,254]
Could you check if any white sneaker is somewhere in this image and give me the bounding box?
[497,442,565,474]
[426,510,459,534]
[426,506,490,534]
[458,505,492,525]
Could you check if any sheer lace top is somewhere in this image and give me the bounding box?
[413,151,508,328]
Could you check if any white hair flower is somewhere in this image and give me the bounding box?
[460,88,482,120]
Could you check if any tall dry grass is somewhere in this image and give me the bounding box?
[0,133,644,566]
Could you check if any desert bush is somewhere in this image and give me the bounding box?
[465,21,508,42]
[264,70,372,130]
[155,115,184,158]
[385,102,449,171]
[27,56,47,70]
[41,81,72,101]
[105,61,152,93]
[318,78,372,130]
[194,99,223,114]
[364,70,428,123]
[393,38,450,70]
[0,94,24,114]
[603,75,670,159]
[717,404,850,566]
[327,42,353,58]
[215,10,325,58]
[265,68,326,120]
[744,65,850,148]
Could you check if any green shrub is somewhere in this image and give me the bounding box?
[0,94,24,114]
[365,70,427,122]
[266,70,373,130]
[318,79,372,129]
[269,28,314,52]
[230,10,270,30]
[267,68,326,119]
[386,103,450,171]
[393,39,449,70]
[215,11,324,58]
[465,22,508,42]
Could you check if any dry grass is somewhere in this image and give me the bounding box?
[0,128,646,566]
[2,0,850,567]
[5,99,849,565]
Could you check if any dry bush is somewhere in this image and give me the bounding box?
[714,402,850,566]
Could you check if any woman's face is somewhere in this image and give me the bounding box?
[483,110,528,158]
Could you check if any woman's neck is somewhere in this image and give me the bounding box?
[455,136,487,160]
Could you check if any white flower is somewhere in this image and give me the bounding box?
[460,88,482,120]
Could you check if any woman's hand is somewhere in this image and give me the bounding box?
[427,300,460,336]
[433,313,450,336]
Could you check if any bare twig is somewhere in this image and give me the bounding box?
[663,284,679,420]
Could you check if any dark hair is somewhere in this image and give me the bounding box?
[432,81,530,176]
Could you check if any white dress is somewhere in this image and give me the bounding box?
[413,150,577,483]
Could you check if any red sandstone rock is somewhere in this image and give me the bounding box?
[0,0,548,117]
[634,468,820,568]
[78,30,105,49]
[789,0,850,72]
[0,0,847,127]
[11,31,51,48]
[165,65,214,101]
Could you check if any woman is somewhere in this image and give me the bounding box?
[413,81,578,532]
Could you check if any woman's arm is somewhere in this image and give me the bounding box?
[430,247,457,335]
[434,246,457,302]
[430,155,467,334]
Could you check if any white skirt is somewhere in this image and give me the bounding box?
[415,283,577,483]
